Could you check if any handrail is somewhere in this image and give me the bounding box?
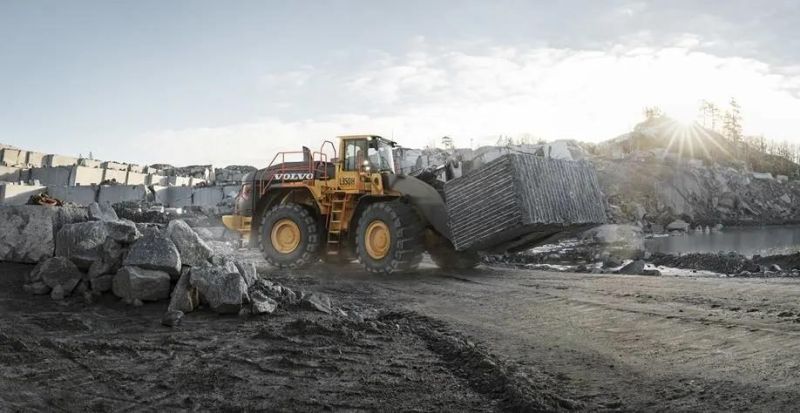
[257,150,331,196]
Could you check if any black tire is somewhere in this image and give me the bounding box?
[261,203,321,268]
[356,201,424,274]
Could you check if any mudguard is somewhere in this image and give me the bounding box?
[385,174,452,241]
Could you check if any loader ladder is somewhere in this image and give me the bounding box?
[326,193,348,254]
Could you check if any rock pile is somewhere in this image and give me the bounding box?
[20,202,335,326]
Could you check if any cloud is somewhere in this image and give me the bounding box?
[138,40,800,166]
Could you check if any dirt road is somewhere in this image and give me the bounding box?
[3,259,800,411]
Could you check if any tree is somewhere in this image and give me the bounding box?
[699,100,722,131]
[643,106,663,121]
[723,97,743,145]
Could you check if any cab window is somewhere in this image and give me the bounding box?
[344,139,368,171]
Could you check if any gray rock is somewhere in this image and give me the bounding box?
[301,293,332,314]
[161,310,184,327]
[234,261,258,288]
[123,232,181,276]
[166,220,213,267]
[52,205,90,236]
[168,269,199,313]
[190,265,247,314]
[34,257,83,295]
[55,221,109,269]
[105,220,141,244]
[112,266,171,301]
[88,202,119,222]
[0,205,56,264]
[90,274,114,293]
[50,284,65,300]
[666,220,690,232]
[642,269,662,276]
[250,291,278,315]
[617,260,646,275]
[769,264,783,272]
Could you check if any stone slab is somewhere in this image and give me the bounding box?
[47,185,98,206]
[44,154,79,167]
[73,165,105,185]
[97,185,147,204]
[445,154,607,252]
[25,151,45,168]
[0,183,47,205]
[0,166,21,182]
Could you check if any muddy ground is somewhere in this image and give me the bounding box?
[3,257,800,412]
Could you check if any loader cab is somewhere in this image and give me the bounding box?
[337,135,396,191]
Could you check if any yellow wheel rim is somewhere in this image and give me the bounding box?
[271,219,301,254]
[365,220,391,260]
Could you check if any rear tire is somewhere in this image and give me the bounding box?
[261,203,321,268]
[356,201,424,274]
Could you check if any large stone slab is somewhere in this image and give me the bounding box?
[0,183,47,205]
[0,205,56,263]
[445,154,606,252]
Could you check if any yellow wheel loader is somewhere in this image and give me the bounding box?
[222,135,605,273]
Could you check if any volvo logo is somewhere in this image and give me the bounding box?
[274,173,314,180]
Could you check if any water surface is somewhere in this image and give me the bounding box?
[645,226,800,257]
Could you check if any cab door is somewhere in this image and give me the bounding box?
[338,138,368,191]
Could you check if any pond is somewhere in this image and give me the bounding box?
[645,226,800,257]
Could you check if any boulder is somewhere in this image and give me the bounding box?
[0,205,56,263]
[190,265,247,314]
[780,194,792,204]
[90,274,114,293]
[161,310,184,327]
[31,257,83,295]
[53,206,90,235]
[617,260,646,275]
[167,269,200,313]
[88,202,119,221]
[301,293,332,314]
[666,220,690,232]
[104,220,141,244]
[112,266,171,302]
[250,291,278,315]
[55,221,108,269]
[123,232,181,276]
[50,285,65,300]
[88,239,125,278]
[166,220,212,267]
[234,261,258,288]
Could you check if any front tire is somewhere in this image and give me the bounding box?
[356,201,424,274]
[261,203,321,268]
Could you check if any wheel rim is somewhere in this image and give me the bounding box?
[271,219,301,254]
[365,220,391,260]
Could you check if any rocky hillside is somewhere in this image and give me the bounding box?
[595,154,800,229]
[592,117,800,229]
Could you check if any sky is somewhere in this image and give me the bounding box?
[1,0,799,166]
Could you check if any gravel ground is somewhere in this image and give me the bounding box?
[4,255,800,411]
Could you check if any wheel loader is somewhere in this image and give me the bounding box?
[222,135,605,273]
